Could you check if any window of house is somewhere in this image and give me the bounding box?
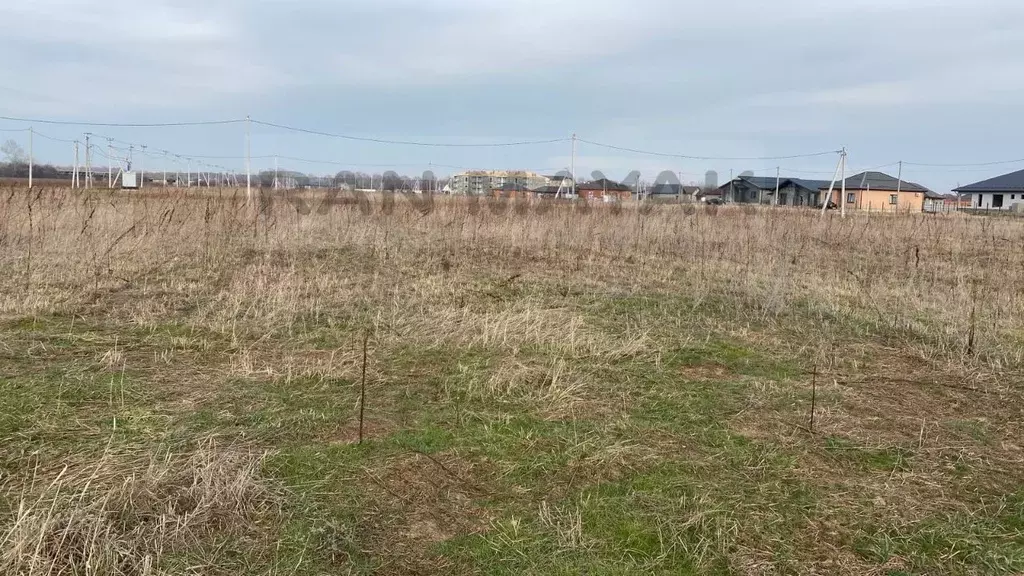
[847,193,856,204]
[993,194,1004,208]
[889,194,898,205]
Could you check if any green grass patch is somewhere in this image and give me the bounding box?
[854,492,1024,574]
[825,436,914,472]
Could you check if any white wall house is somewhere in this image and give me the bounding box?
[955,168,1024,211]
[966,192,1024,211]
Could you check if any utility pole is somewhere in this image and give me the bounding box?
[140,145,146,189]
[820,152,844,217]
[895,160,903,213]
[187,158,192,188]
[28,127,33,188]
[840,147,848,219]
[246,115,252,202]
[570,133,577,198]
[107,138,113,189]
[162,151,167,187]
[774,166,781,206]
[274,155,279,190]
[84,133,92,189]
[72,140,80,189]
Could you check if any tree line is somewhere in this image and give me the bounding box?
[0,139,66,179]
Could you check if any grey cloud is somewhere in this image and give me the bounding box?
[3,0,1024,194]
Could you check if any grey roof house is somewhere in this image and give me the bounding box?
[953,169,1024,211]
[837,171,930,193]
[718,175,832,207]
[718,175,783,204]
[819,171,933,212]
[775,178,832,207]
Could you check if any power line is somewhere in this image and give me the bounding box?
[775,161,901,176]
[274,155,435,168]
[901,164,1024,174]
[32,130,76,144]
[250,119,568,148]
[902,157,1024,168]
[0,115,245,128]
[576,138,840,161]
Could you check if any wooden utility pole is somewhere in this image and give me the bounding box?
[774,166,781,206]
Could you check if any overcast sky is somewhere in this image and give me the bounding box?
[1,0,1022,191]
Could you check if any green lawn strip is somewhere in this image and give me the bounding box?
[852,490,1024,575]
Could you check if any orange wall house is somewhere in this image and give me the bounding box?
[576,179,633,202]
[822,171,931,212]
[825,189,925,212]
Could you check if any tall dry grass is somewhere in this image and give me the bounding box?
[0,440,275,576]
[0,186,1021,368]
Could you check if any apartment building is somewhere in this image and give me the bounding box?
[450,170,548,195]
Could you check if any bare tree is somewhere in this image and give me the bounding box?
[1,139,26,163]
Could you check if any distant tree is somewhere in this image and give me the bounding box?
[35,164,59,179]
[0,162,26,177]
[1,139,26,163]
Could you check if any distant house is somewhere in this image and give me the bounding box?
[718,176,832,207]
[953,169,1024,211]
[531,184,563,196]
[947,194,972,209]
[577,178,632,202]
[718,176,778,204]
[775,178,833,207]
[923,191,952,213]
[649,183,682,197]
[697,188,725,203]
[821,171,931,212]
[648,183,701,201]
[491,182,533,200]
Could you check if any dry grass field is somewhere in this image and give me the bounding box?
[0,186,1022,575]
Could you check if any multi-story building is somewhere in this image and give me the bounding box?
[450,170,548,195]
